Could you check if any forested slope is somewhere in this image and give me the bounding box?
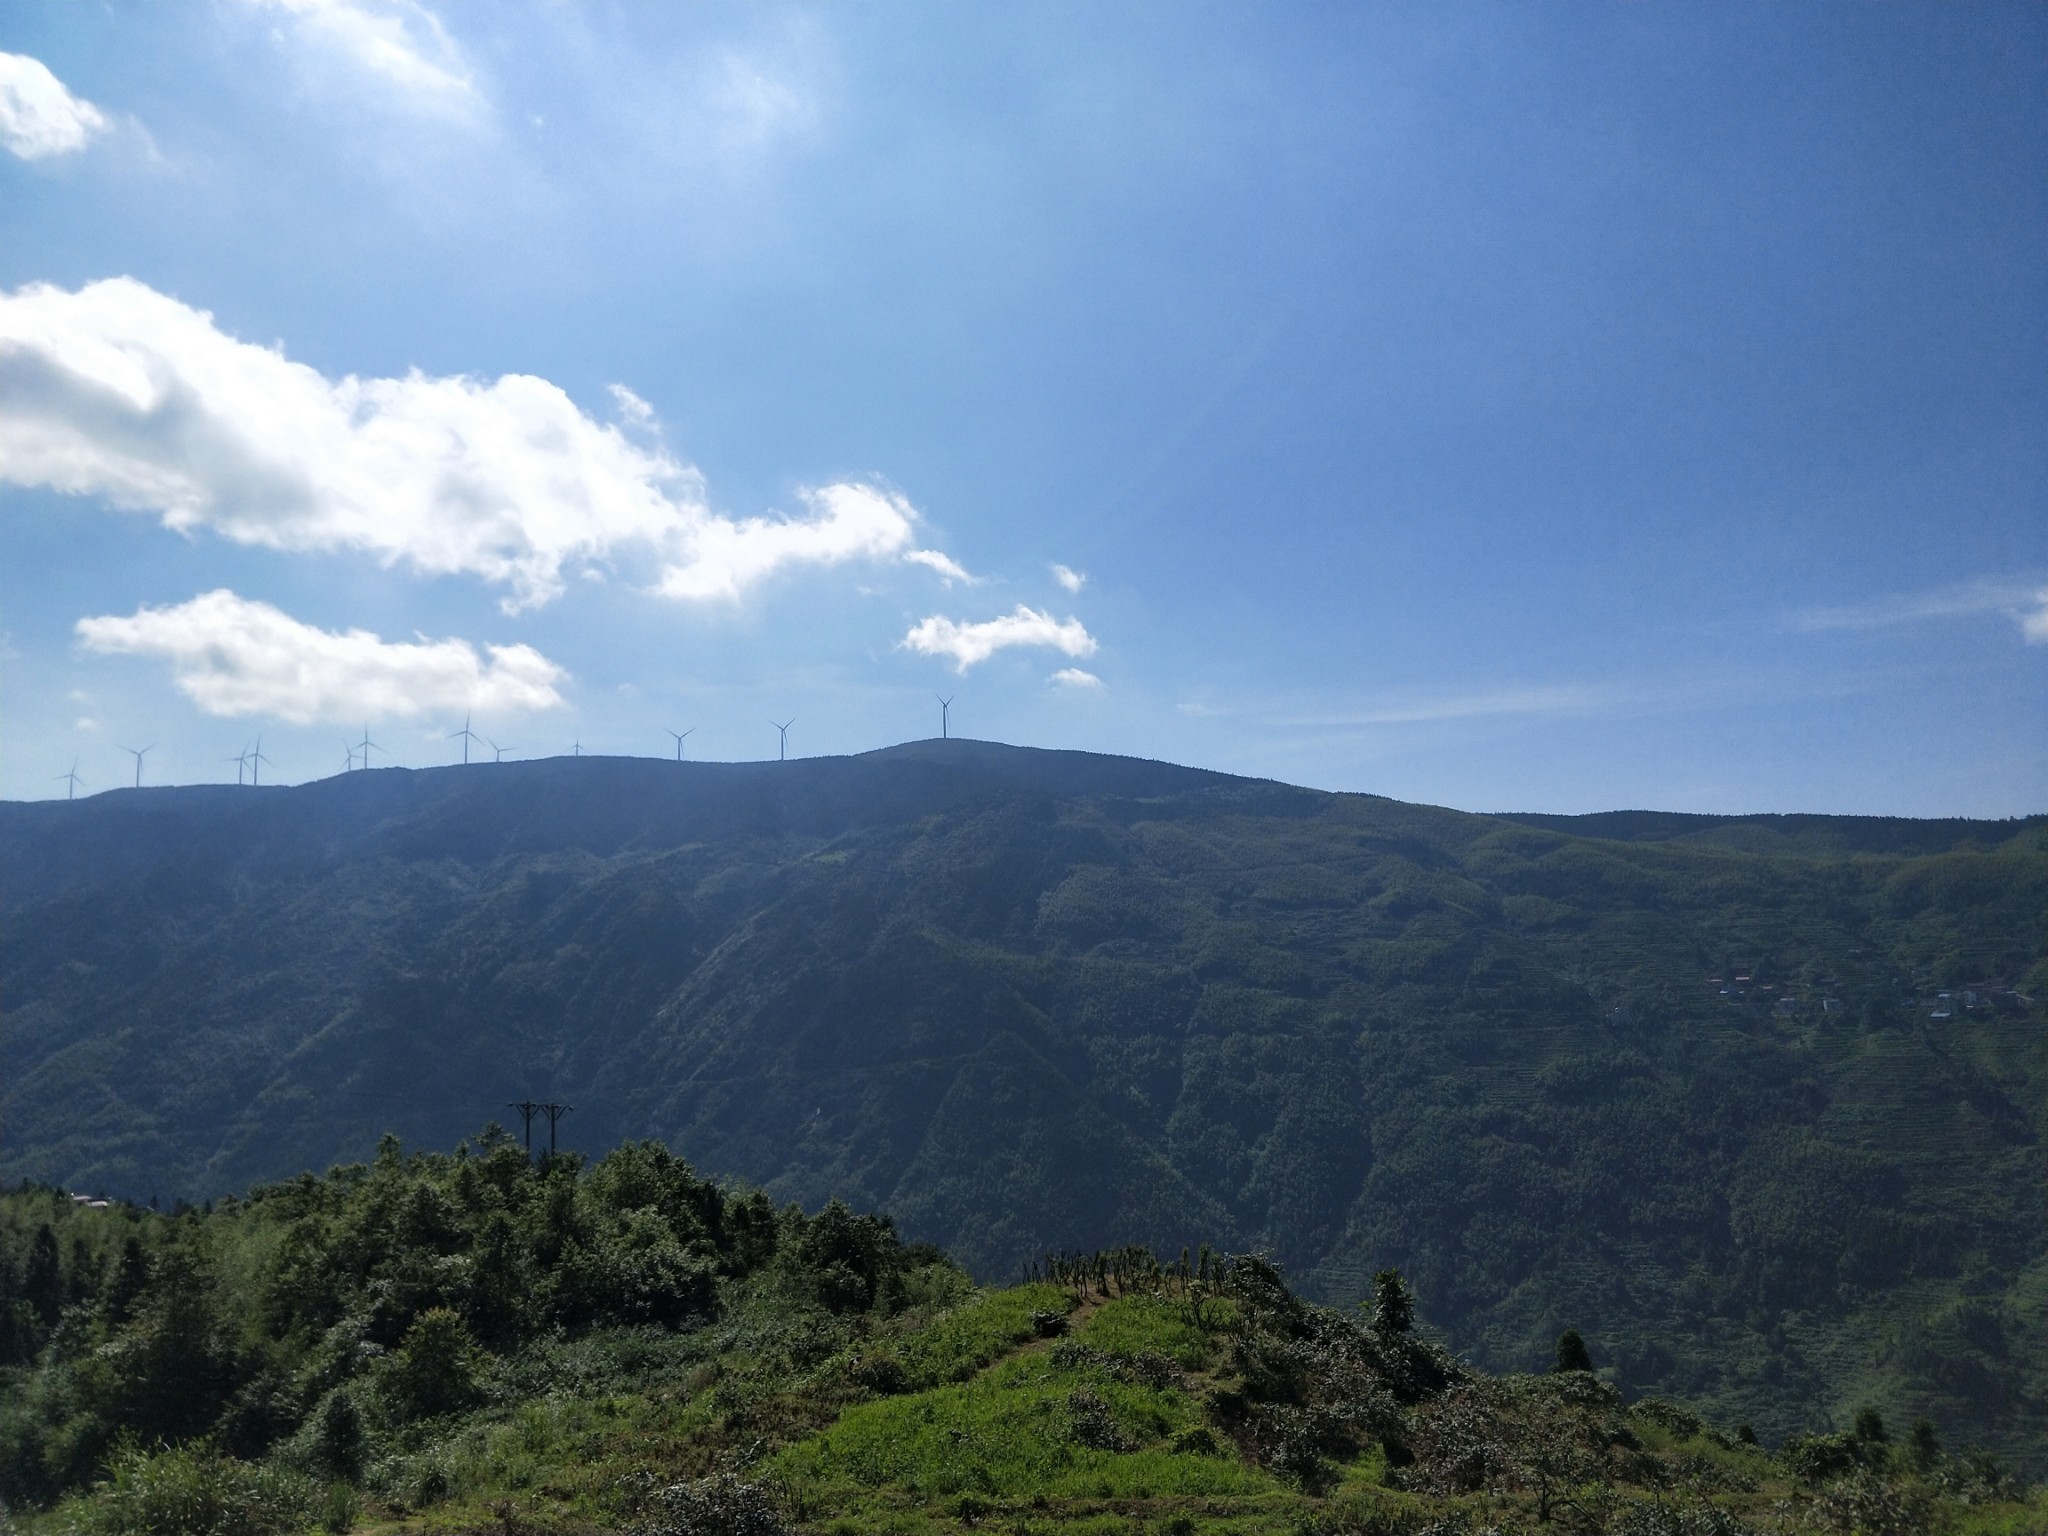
[3,1144,2037,1535]
[2,742,2041,1466]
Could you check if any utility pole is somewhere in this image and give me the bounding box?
[508,1100,540,1158]
[541,1102,571,1157]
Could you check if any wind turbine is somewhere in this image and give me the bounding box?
[488,738,513,763]
[248,735,273,787]
[120,744,153,789]
[771,719,794,761]
[228,744,251,786]
[571,739,584,757]
[448,713,481,765]
[356,724,382,769]
[665,727,694,761]
[936,694,954,740]
[341,741,358,774]
[55,760,83,800]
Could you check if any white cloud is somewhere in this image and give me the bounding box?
[710,51,812,154]
[1050,668,1104,690]
[609,383,657,428]
[76,589,567,724]
[0,278,947,611]
[904,548,978,585]
[1051,563,1086,593]
[2020,588,2048,644]
[656,482,928,601]
[900,605,1098,673]
[1272,685,1616,728]
[1793,575,2048,645]
[0,53,109,160]
[240,0,481,116]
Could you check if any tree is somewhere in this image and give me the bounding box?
[1553,1328,1594,1374]
[104,1236,150,1326]
[379,1307,481,1421]
[1370,1269,1413,1335]
[1906,1417,1941,1473]
[311,1389,367,1480]
[22,1225,62,1327]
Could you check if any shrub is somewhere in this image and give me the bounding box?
[85,1442,318,1536]
[639,1474,789,1536]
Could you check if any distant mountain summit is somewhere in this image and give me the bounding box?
[3,741,2042,1467]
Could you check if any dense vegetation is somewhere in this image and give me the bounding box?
[3,1140,2038,1536]
[2,742,2042,1469]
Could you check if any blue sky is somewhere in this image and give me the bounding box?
[2,2,2042,815]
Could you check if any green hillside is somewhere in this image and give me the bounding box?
[2,1141,2038,1536]
[1,742,2042,1468]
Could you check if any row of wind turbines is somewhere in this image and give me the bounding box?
[52,695,960,799]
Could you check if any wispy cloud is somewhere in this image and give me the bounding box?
[239,0,483,118]
[1051,563,1087,593]
[0,278,965,611]
[76,590,567,723]
[1271,684,1618,729]
[1050,667,1104,690]
[1791,575,2048,644]
[903,548,979,585]
[0,52,109,160]
[901,605,1098,673]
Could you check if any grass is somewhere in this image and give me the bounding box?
[894,1285,1075,1389]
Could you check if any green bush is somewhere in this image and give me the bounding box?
[376,1308,481,1422]
[85,1442,318,1536]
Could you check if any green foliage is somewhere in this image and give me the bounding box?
[1552,1328,1593,1374]
[0,1180,2038,1536]
[376,1308,481,1422]
[0,1135,958,1511]
[83,1441,319,1536]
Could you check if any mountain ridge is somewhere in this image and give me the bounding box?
[3,738,2042,1467]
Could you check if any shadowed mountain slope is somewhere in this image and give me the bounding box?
[3,740,2042,1467]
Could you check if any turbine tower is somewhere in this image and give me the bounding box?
[55,760,83,800]
[448,713,480,765]
[488,738,513,763]
[120,744,153,789]
[772,719,794,761]
[229,745,251,786]
[665,727,694,761]
[936,694,954,740]
[356,725,382,769]
[248,735,272,787]
[341,742,358,774]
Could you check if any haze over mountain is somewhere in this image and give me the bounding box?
[2,741,2042,1468]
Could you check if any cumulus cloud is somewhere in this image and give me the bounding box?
[1051,563,1086,593]
[0,278,956,610]
[240,0,481,116]
[76,589,568,723]
[901,605,1097,673]
[1050,668,1104,690]
[656,483,922,601]
[0,53,109,160]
